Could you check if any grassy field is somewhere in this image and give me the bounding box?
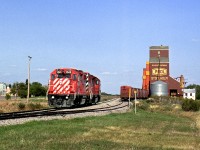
[0,107,200,150]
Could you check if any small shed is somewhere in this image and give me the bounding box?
[182,89,196,100]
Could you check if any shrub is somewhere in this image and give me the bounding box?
[5,94,11,100]
[28,103,42,110]
[182,99,200,112]
[190,100,200,111]
[146,98,155,103]
[35,103,42,109]
[18,103,26,110]
[162,104,173,111]
[138,101,149,110]
[28,103,36,110]
[182,99,190,111]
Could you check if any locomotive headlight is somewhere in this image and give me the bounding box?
[52,96,55,99]
[66,96,69,99]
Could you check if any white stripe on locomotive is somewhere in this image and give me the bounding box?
[86,73,89,92]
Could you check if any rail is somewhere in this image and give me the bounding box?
[0,98,127,120]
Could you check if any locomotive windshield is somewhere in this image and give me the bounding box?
[51,74,55,80]
[57,73,71,79]
[51,73,71,80]
[55,69,71,79]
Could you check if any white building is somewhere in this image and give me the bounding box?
[182,89,196,100]
[0,83,7,96]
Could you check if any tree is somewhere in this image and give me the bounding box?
[11,82,27,98]
[11,81,47,98]
[5,93,11,100]
[30,82,47,97]
[186,84,200,100]
[10,82,18,96]
[18,82,28,98]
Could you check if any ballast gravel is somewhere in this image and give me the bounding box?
[0,99,130,126]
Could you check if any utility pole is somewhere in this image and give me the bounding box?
[27,56,32,103]
[157,51,160,80]
[134,90,137,114]
[128,87,131,108]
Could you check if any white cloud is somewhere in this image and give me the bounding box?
[123,70,134,73]
[35,68,48,71]
[0,73,11,77]
[101,72,118,75]
[192,38,200,42]
[9,65,17,67]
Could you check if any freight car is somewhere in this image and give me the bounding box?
[120,85,149,100]
[48,68,101,108]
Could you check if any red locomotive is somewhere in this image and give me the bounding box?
[120,85,149,100]
[48,68,101,107]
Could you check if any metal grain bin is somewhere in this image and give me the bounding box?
[150,81,168,96]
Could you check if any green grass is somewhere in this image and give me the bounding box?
[0,109,199,150]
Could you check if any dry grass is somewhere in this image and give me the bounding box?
[0,99,49,113]
[101,95,119,101]
[78,124,198,149]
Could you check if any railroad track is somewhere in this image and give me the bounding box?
[0,98,127,121]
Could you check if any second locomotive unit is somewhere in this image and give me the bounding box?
[48,68,101,108]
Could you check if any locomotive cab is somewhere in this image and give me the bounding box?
[48,68,78,107]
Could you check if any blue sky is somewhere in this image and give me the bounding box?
[0,0,200,94]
